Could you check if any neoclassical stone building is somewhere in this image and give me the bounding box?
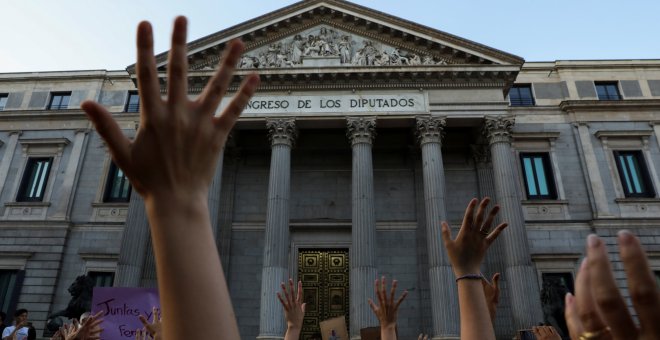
[0,0,659,339]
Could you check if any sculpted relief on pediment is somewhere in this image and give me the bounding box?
[237,25,448,69]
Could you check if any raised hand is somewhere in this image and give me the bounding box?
[82,16,259,340]
[138,307,162,340]
[442,197,507,340]
[82,20,259,201]
[368,276,407,340]
[481,272,501,322]
[565,231,660,340]
[277,279,306,340]
[58,311,103,340]
[441,197,507,277]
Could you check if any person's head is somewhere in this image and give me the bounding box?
[13,309,27,325]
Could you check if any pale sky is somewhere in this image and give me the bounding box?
[1,0,658,73]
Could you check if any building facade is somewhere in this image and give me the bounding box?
[0,1,659,339]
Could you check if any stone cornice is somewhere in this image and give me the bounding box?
[346,116,376,145]
[559,99,660,113]
[146,65,520,94]
[594,130,653,139]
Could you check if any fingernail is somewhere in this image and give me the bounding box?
[565,292,573,305]
[617,230,634,245]
[587,234,600,248]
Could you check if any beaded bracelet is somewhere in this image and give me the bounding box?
[455,273,483,282]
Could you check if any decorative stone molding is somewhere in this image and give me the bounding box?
[415,116,446,145]
[237,25,448,70]
[470,144,491,165]
[346,117,377,145]
[266,118,297,147]
[19,138,70,156]
[483,116,514,145]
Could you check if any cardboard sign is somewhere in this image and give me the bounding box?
[320,316,349,340]
[91,287,160,340]
[360,327,381,340]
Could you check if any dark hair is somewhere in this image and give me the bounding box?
[13,309,27,318]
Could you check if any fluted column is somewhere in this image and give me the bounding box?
[471,144,512,338]
[347,117,378,339]
[258,118,297,340]
[416,117,459,339]
[115,193,149,286]
[483,116,544,330]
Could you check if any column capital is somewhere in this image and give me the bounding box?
[347,117,376,145]
[415,116,446,145]
[483,116,515,145]
[266,118,297,147]
[470,144,491,166]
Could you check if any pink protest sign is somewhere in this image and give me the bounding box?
[91,287,160,340]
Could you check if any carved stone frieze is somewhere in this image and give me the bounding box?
[346,117,377,145]
[483,116,515,145]
[266,118,298,147]
[237,25,448,69]
[415,116,446,145]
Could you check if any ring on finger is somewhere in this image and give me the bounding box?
[579,327,611,340]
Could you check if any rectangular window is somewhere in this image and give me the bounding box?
[48,92,71,110]
[595,82,621,100]
[520,153,557,199]
[0,94,8,111]
[0,270,24,318]
[614,150,655,197]
[104,162,131,202]
[125,91,140,113]
[17,157,53,202]
[88,271,115,287]
[509,85,535,106]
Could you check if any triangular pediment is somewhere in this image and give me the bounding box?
[127,0,524,92]
[128,0,523,73]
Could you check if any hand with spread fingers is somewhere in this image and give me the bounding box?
[368,277,408,340]
[481,272,501,323]
[138,307,162,340]
[58,311,104,340]
[441,197,508,277]
[532,325,561,340]
[441,197,508,340]
[277,279,306,340]
[564,230,660,340]
[81,16,259,340]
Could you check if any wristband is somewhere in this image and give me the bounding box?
[455,273,483,282]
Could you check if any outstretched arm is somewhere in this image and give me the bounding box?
[368,277,408,340]
[277,279,306,340]
[82,17,259,340]
[441,198,507,340]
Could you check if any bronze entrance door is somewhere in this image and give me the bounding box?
[298,249,349,340]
